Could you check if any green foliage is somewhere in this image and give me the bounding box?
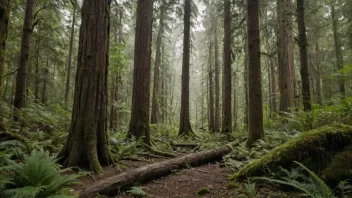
[223,129,301,172]
[336,181,352,197]
[0,140,27,164]
[126,186,148,198]
[231,124,352,181]
[227,182,240,189]
[196,186,210,197]
[255,161,335,198]
[110,133,140,159]
[0,150,79,198]
[235,180,257,198]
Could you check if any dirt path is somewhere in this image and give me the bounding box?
[74,158,296,198]
[116,163,294,198]
[140,163,233,198]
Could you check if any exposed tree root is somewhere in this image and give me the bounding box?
[142,143,177,158]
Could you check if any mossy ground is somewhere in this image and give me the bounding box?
[231,124,352,184]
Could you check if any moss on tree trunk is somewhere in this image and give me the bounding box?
[57,0,115,172]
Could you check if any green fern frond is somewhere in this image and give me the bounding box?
[127,186,148,197]
[2,186,44,198]
[1,150,79,198]
[254,161,336,198]
[293,161,335,198]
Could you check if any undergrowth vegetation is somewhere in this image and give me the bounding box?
[0,94,352,197]
[0,150,78,198]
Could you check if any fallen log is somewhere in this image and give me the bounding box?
[79,145,232,197]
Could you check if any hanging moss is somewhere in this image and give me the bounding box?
[231,124,352,182]
[321,145,352,186]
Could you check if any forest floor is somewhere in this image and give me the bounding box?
[73,156,298,198]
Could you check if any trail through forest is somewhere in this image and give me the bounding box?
[76,159,297,198]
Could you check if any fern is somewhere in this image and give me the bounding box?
[127,186,148,197]
[0,140,27,160]
[0,150,79,198]
[254,161,335,198]
[2,186,44,198]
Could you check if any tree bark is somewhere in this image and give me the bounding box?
[222,0,232,133]
[0,0,10,99]
[331,5,345,95]
[286,0,296,108]
[41,58,48,104]
[315,43,322,105]
[178,0,194,137]
[247,0,264,146]
[277,0,294,112]
[208,42,214,132]
[128,0,153,144]
[233,72,238,129]
[243,32,248,129]
[151,1,165,124]
[34,40,40,102]
[110,75,118,130]
[269,58,277,114]
[79,146,232,197]
[0,0,10,129]
[57,0,115,172]
[297,0,311,111]
[213,12,220,133]
[14,0,35,112]
[64,0,76,107]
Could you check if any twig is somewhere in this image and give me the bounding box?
[89,175,96,181]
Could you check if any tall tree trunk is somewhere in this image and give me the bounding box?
[269,58,277,114]
[0,0,10,129]
[213,12,220,132]
[0,0,10,100]
[161,45,167,123]
[151,2,165,124]
[14,0,35,113]
[65,0,76,107]
[286,0,296,108]
[128,0,153,144]
[331,5,345,95]
[297,0,311,111]
[34,40,40,102]
[222,0,232,133]
[315,43,322,105]
[243,33,248,128]
[110,75,118,130]
[233,72,238,129]
[208,42,214,132]
[178,0,194,137]
[57,0,115,172]
[41,58,48,104]
[277,0,294,112]
[247,0,264,146]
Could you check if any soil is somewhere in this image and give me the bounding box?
[73,157,297,198]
